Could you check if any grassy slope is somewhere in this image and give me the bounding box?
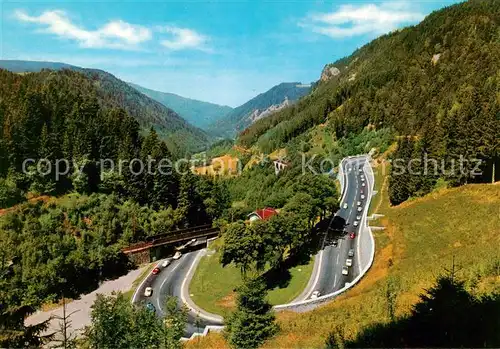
[189,240,314,317]
[186,162,500,348]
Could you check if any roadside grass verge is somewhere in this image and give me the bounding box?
[123,262,155,301]
[367,160,387,216]
[189,240,314,317]
[187,176,500,348]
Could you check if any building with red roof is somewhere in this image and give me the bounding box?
[248,207,278,222]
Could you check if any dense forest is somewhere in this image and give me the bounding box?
[0,68,231,347]
[0,61,210,154]
[0,69,222,209]
[238,0,499,204]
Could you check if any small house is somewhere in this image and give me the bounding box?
[248,207,278,222]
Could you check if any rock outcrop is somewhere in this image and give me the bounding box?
[320,64,341,81]
[247,97,290,124]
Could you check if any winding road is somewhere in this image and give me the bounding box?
[133,155,373,338]
[304,155,370,297]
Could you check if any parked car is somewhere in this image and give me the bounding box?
[356,215,361,220]
[362,182,366,187]
[343,203,348,209]
[144,287,153,297]
[311,290,321,299]
[161,260,170,268]
[342,266,349,275]
[346,258,353,267]
[361,194,365,199]
[357,206,363,212]
[145,302,156,313]
[353,221,359,227]
[350,232,356,239]
[348,249,354,257]
[173,251,182,260]
[357,201,361,206]
[152,267,161,275]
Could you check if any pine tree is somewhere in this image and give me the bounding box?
[389,138,413,205]
[225,278,278,349]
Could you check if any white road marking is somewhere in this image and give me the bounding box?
[334,274,337,287]
[305,250,324,299]
[179,250,223,323]
[157,257,184,313]
[336,254,340,265]
[131,261,161,304]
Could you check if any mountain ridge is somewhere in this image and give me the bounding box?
[0,60,209,155]
[207,82,312,138]
[128,82,233,131]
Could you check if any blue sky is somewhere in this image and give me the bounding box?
[1,0,461,107]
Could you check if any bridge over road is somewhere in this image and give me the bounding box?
[122,224,220,264]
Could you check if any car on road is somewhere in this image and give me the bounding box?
[145,302,156,313]
[350,232,356,239]
[152,267,161,275]
[358,168,362,172]
[356,215,361,220]
[357,201,361,206]
[310,290,321,299]
[332,239,338,247]
[361,194,365,200]
[161,260,170,268]
[361,177,365,182]
[343,203,348,209]
[144,287,153,297]
[357,206,363,212]
[353,221,359,227]
[362,182,366,187]
[346,258,353,267]
[173,251,182,260]
[342,266,349,275]
[348,249,354,257]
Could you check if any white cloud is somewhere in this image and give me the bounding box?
[14,9,150,50]
[300,2,424,38]
[159,25,211,52]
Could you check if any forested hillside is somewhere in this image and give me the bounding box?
[207,82,312,138]
[0,60,73,72]
[238,0,499,204]
[130,83,233,130]
[0,67,231,347]
[0,69,225,210]
[0,60,209,154]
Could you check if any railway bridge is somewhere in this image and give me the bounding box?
[122,224,220,264]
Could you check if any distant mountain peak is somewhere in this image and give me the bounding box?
[207,82,312,138]
[128,83,233,132]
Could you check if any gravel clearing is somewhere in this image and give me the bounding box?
[25,266,146,340]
